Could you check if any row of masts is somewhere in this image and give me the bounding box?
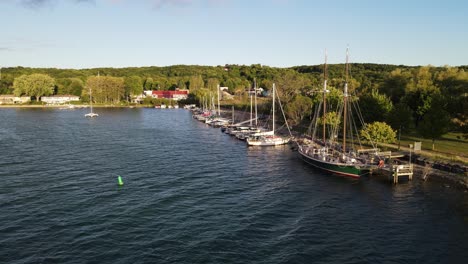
[320,48,350,151]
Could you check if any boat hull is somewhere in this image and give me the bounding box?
[85,113,98,117]
[298,150,367,178]
[247,136,290,146]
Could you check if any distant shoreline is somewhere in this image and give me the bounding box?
[0,104,148,108]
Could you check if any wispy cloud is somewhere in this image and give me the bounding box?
[12,0,228,9]
[0,47,14,52]
[19,0,94,9]
[0,38,54,52]
[149,0,193,9]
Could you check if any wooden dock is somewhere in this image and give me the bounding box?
[372,164,414,184]
[391,164,413,183]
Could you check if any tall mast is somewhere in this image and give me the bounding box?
[89,85,93,112]
[232,105,235,124]
[217,84,220,116]
[250,89,253,126]
[323,49,328,144]
[272,83,275,134]
[90,71,99,113]
[211,93,215,111]
[254,78,258,127]
[342,48,349,153]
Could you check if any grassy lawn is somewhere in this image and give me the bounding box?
[396,133,468,164]
[399,132,468,157]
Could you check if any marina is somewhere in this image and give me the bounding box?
[2,1,467,263]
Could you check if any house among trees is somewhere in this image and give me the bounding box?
[132,89,189,104]
[246,87,264,96]
[151,89,189,100]
[41,95,80,104]
[0,95,31,104]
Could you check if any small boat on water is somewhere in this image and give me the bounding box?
[246,83,291,146]
[85,81,98,118]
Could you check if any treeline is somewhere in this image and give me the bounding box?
[0,63,466,144]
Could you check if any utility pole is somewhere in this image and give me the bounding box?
[398,125,402,150]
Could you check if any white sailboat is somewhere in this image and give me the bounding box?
[85,80,98,117]
[246,83,291,146]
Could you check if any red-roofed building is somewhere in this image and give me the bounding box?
[151,90,189,101]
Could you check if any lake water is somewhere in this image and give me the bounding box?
[0,108,467,264]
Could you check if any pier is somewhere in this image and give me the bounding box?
[371,151,414,184]
[372,163,414,184]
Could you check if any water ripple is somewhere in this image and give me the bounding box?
[0,108,466,264]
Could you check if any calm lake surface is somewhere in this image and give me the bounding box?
[0,108,467,264]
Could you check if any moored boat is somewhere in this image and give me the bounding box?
[296,49,379,178]
[246,83,291,146]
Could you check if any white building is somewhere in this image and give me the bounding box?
[41,95,80,104]
[0,95,31,104]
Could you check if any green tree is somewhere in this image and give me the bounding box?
[125,76,143,100]
[68,78,84,96]
[206,78,219,92]
[190,88,210,105]
[379,68,410,104]
[360,121,397,145]
[284,94,313,127]
[274,70,307,104]
[259,79,273,94]
[318,111,341,128]
[435,67,468,138]
[153,76,168,90]
[177,79,187,90]
[0,72,15,94]
[144,77,154,90]
[311,86,343,111]
[189,75,204,91]
[386,103,414,149]
[358,89,393,123]
[13,73,55,101]
[84,76,125,104]
[57,78,84,96]
[223,79,237,94]
[402,66,439,126]
[417,98,451,150]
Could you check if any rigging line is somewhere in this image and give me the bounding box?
[310,102,321,139]
[348,102,358,152]
[330,101,344,145]
[353,99,379,156]
[275,87,293,137]
[353,99,375,149]
[351,100,365,148]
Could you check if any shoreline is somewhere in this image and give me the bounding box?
[412,164,468,190]
[370,162,468,190]
[3,104,467,189]
[0,104,149,108]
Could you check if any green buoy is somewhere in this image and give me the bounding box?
[118,175,124,186]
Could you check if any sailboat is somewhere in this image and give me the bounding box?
[84,80,98,117]
[235,80,270,140]
[297,49,377,178]
[246,83,291,146]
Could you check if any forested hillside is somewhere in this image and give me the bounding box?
[1,63,466,143]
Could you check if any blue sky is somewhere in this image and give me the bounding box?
[1,0,467,69]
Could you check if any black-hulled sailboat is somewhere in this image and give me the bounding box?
[297,49,378,178]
